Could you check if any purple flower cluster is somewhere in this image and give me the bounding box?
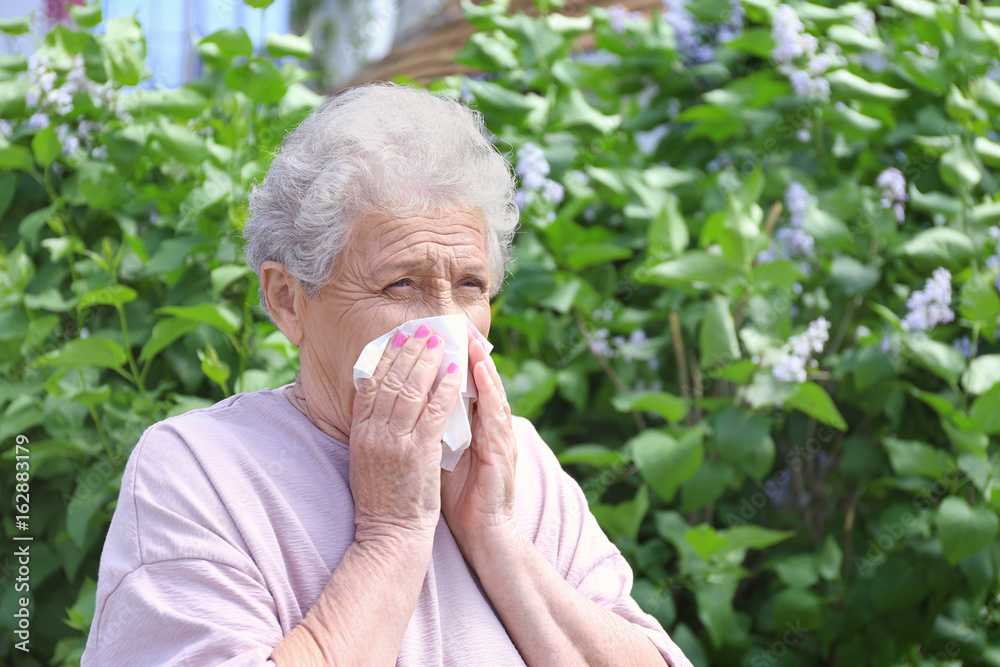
[757,182,816,264]
[770,317,831,383]
[607,5,644,34]
[876,167,907,224]
[901,267,954,332]
[515,143,564,208]
[662,0,744,66]
[772,4,840,99]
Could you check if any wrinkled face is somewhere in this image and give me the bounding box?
[297,208,493,433]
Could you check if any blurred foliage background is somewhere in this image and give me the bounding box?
[2,0,1000,664]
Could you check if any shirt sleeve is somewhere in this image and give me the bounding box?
[92,559,281,666]
[82,421,283,666]
[512,417,693,667]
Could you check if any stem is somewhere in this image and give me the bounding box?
[118,304,147,400]
[668,312,692,423]
[842,486,859,580]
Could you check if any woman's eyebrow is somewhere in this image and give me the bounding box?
[376,259,490,277]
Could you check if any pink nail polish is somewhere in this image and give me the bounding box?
[415,324,431,338]
[447,362,458,374]
[391,332,407,348]
[427,335,440,349]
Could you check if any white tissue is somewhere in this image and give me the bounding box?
[352,314,493,471]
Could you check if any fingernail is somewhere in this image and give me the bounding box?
[415,324,431,338]
[391,332,407,348]
[447,362,458,374]
[427,335,441,349]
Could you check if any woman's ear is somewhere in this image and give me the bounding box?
[260,261,306,346]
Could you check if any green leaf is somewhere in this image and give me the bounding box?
[33,337,127,369]
[963,354,1000,395]
[827,69,910,102]
[939,142,982,189]
[714,407,774,481]
[904,337,966,384]
[883,437,953,479]
[0,16,30,34]
[139,317,198,363]
[785,381,847,430]
[685,524,729,561]
[507,359,558,421]
[556,88,621,134]
[31,124,61,168]
[200,28,253,59]
[198,344,231,389]
[648,193,689,256]
[936,497,999,566]
[66,464,111,548]
[245,0,275,7]
[224,57,287,103]
[612,391,688,423]
[897,228,975,269]
[0,144,34,170]
[210,265,251,298]
[830,256,880,295]
[266,32,313,59]
[971,384,1000,434]
[692,578,738,649]
[155,118,210,164]
[974,136,1000,167]
[630,427,705,502]
[104,16,146,85]
[639,252,736,288]
[68,2,102,27]
[156,303,241,336]
[773,588,824,631]
[699,296,740,368]
[591,483,649,542]
[79,285,138,308]
[564,242,632,270]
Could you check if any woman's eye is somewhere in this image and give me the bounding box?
[386,279,412,289]
[461,278,485,290]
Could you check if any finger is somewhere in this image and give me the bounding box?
[353,330,410,422]
[470,339,508,408]
[386,335,450,435]
[412,359,462,448]
[368,327,435,425]
[472,358,511,424]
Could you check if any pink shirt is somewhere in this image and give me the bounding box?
[82,385,691,666]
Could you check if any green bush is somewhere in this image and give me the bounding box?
[2,0,1000,665]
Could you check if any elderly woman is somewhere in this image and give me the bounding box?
[82,83,691,666]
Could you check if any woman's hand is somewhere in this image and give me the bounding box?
[440,325,518,552]
[349,326,462,546]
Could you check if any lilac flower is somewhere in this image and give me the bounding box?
[0,120,11,139]
[860,50,888,72]
[608,5,644,33]
[770,317,831,383]
[91,145,108,160]
[757,182,816,263]
[662,0,743,66]
[876,167,907,224]
[902,267,954,332]
[856,325,871,339]
[517,143,549,190]
[772,5,833,99]
[541,179,565,204]
[593,307,613,323]
[28,113,50,129]
[589,328,613,357]
[953,336,973,360]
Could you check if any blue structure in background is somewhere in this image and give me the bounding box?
[100,0,293,88]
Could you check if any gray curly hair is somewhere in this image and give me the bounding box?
[243,82,520,314]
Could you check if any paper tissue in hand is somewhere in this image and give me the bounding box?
[352,314,492,471]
